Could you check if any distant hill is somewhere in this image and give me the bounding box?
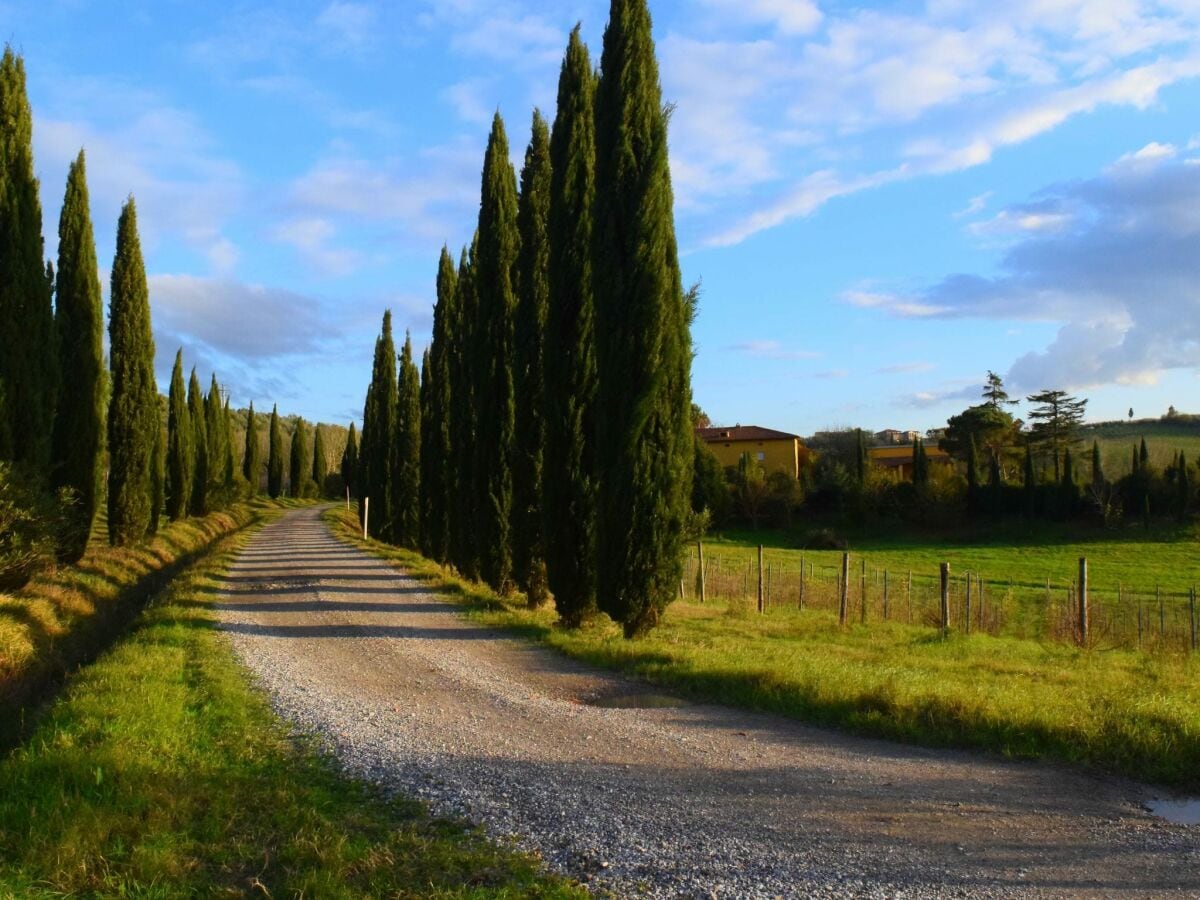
[1081,414,1200,474]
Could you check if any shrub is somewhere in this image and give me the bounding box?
[0,463,64,591]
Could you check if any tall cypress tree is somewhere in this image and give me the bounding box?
[187,368,208,516]
[449,243,479,577]
[205,373,225,505]
[0,48,56,469]
[426,247,457,564]
[165,349,192,520]
[474,113,521,593]
[289,418,309,498]
[267,404,283,499]
[312,423,328,497]
[1178,451,1191,520]
[223,396,236,487]
[50,150,104,561]
[106,198,157,545]
[360,310,397,540]
[243,401,261,495]
[418,347,436,558]
[148,414,164,537]
[340,422,357,498]
[1023,444,1037,516]
[544,26,599,627]
[512,109,551,605]
[393,331,421,549]
[593,0,693,637]
[965,436,979,514]
[1091,439,1104,490]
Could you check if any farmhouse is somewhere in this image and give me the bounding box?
[868,444,953,479]
[697,425,808,479]
[873,428,921,445]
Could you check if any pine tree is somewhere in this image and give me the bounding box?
[243,401,261,495]
[360,311,397,540]
[544,26,599,627]
[393,331,421,549]
[512,109,551,605]
[1026,389,1087,480]
[982,371,1017,408]
[106,198,157,545]
[205,374,225,506]
[267,404,283,499]
[449,243,480,577]
[49,151,104,561]
[187,368,208,516]
[289,418,309,498]
[312,424,328,497]
[340,422,357,498]
[474,113,521,593]
[165,349,192,520]
[593,0,693,637]
[0,48,56,469]
[418,347,436,558]
[426,248,457,563]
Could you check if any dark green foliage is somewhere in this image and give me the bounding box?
[1091,440,1104,489]
[912,437,929,487]
[205,374,226,503]
[513,109,551,606]
[987,451,1003,515]
[49,151,104,562]
[941,403,1018,462]
[243,401,260,496]
[544,26,599,627]
[593,0,693,637]
[1060,447,1079,514]
[1026,389,1087,480]
[449,244,480,578]
[165,350,192,521]
[854,429,867,488]
[1023,445,1037,516]
[0,48,56,469]
[267,404,283,499]
[418,347,434,557]
[222,397,236,488]
[692,436,730,524]
[289,418,309,499]
[340,422,357,499]
[0,461,60,590]
[360,311,397,540]
[187,369,208,516]
[425,248,457,564]
[982,371,1016,408]
[147,419,164,537]
[106,198,157,546]
[312,424,328,498]
[965,437,979,512]
[1177,451,1190,521]
[1140,436,1150,471]
[392,331,421,549]
[474,114,520,593]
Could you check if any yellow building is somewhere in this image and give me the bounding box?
[697,425,808,479]
[868,444,952,479]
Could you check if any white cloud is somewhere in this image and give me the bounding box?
[271,217,364,276]
[877,361,935,374]
[954,191,993,218]
[695,0,822,36]
[729,339,821,360]
[316,2,377,49]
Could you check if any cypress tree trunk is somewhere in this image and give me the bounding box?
[267,404,283,499]
[205,374,225,507]
[449,243,479,578]
[393,331,421,549]
[289,418,309,498]
[474,114,521,594]
[106,198,157,545]
[243,401,260,495]
[50,151,104,562]
[593,0,693,637]
[418,347,435,558]
[427,248,457,564]
[360,311,397,540]
[187,369,208,516]
[544,25,599,628]
[513,110,551,606]
[0,48,56,470]
[340,422,357,498]
[312,424,328,497]
[165,349,192,520]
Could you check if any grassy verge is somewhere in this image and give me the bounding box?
[0,499,309,746]
[326,507,1200,790]
[0,511,581,898]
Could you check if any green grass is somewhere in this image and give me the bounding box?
[326,507,1200,790]
[0,515,581,898]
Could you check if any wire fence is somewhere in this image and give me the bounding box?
[681,544,1199,654]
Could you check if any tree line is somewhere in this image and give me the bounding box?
[351,0,693,638]
[0,46,338,590]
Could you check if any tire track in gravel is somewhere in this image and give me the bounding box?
[218,506,1199,898]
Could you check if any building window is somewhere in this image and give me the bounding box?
[756,451,765,461]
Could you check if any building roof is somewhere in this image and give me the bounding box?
[697,425,801,442]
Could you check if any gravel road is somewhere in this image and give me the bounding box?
[218,507,1200,898]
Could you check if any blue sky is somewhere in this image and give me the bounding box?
[5,0,1200,434]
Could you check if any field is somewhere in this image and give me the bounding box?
[0,510,579,898]
[327,507,1200,790]
[1086,418,1200,474]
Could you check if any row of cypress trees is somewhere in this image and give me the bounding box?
[358,0,693,638]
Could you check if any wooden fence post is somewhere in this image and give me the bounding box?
[883,569,889,620]
[1078,557,1089,647]
[757,545,764,614]
[1191,587,1197,652]
[798,554,805,610]
[697,541,706,604]
[965,573,972,634]
[940,563,950,638]
[839,552,849,626]
[860,557,867,624]
[978,575,985,631]
[1158,584,1165,641]
[345,485,350,510]
[362,496,369,540]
